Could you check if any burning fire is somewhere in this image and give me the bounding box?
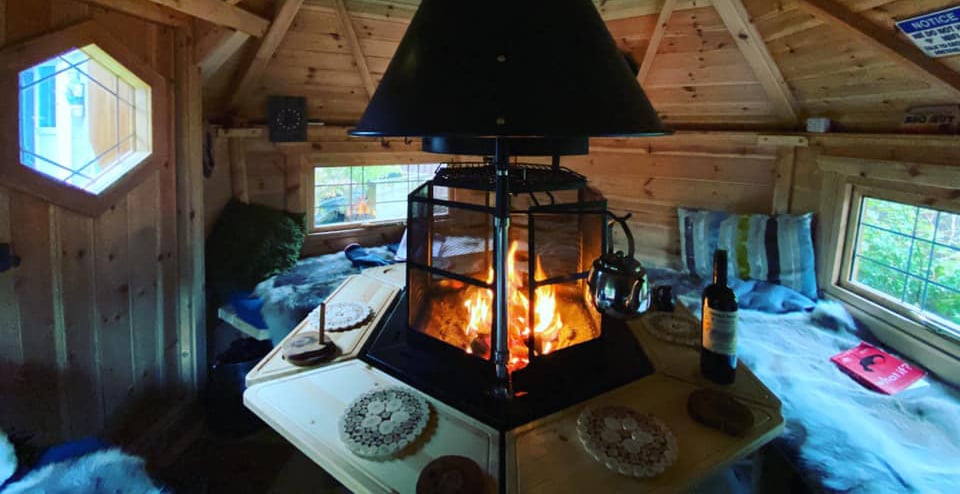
[462,241,564,372]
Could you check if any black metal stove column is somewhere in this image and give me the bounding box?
[492,137,512,399]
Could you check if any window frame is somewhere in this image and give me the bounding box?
[818,154,960,385]
[308,163,443,233]
[0,20,168,217]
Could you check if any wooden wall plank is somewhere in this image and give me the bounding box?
[0,188,22,366]
[94,199,135,428]
[6,193,60,441]
[55,207,103,437]
[127,174,161,395]
[175,27,206,391]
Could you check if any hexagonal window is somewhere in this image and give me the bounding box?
[18,44,152,195]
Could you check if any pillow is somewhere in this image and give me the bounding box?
[206,200,306,302]
[679,208,817,300]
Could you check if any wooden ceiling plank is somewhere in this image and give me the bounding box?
[796,0,960,100]
[638,0,678,84]
[713,0,801,126]
[146,0,269,37]
[200,29,251,84]
[334,0,378,99]
[229,0,306,109]
[73,0,190,26]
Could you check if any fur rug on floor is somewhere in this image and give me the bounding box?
[1,448,163,494]
[733,308,960,494]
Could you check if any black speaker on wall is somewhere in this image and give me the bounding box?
[267,96,308,142]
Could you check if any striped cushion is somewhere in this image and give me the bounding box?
[678,208,818,300]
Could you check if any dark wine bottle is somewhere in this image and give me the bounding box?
[700,249,738,384]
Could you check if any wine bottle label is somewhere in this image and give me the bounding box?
[703,308,738,356]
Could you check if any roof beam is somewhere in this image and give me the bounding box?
[146,0,269,37]
[713,0,801,126]
[199,29,251,84]
[229,0,305,109]
[638,0,677,84]
[73,0,190,26]
[796,0,960,100]
[334,0,378,99]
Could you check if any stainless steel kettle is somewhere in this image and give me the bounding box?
[587,213,651,319]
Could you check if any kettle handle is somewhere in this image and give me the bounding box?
[606,212,635,259]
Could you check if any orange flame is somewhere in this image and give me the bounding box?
[462,241,563,372]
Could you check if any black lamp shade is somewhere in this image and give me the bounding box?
[349,0,668,139]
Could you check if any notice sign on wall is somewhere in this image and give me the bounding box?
[897,6,960,58]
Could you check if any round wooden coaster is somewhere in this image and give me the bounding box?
[282,332,336,367]
[416,455,485,494]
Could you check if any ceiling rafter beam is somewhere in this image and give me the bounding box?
[73,0,190,26]
[713,0,801,126]
[796,0,960,100]
[229,0,305,109]
[334,0,378,100]
[146,0,269,37]
[199,29,251,84]
[638,0,678,84]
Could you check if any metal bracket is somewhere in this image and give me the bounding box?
[0,243,21,273]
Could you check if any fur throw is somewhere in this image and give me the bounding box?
[734,309,960,493]
[254,247,395,344]
[0,429,15,486]
[1,448,163,494]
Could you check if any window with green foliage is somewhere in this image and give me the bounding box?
[312,164,442,229]
[849,197,960,334]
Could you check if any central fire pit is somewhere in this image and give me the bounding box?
[361,160,653,430]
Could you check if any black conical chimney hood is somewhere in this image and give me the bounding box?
[348,0,669,155]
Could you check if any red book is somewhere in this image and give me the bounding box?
[830,342,926,395]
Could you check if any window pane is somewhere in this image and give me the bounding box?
[852,257,906,298]
[17,45,151,195]
[930,246,960,291]
[925,285,960,327]
[904,277,924,308]
[856,224,911,270]
[916,208,937,241]
[312,164,441,228]
[908,240,932,277]
[861,197,917,235]
[849,196,960,333]
[935,210,960,248]
[315,166,349,185]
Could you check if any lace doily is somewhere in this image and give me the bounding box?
[339,386,431,459]
[577,406,678,478]
[643,312,699,347]
[308,301,372,333]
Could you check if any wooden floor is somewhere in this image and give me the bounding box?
[157,426,347,494]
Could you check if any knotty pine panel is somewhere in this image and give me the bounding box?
[0,0,183,445]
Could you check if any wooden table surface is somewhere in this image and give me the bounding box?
[244,271,784,493]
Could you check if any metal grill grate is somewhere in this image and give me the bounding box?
[432,162,587,192]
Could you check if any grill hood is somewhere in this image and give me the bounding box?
[348,0,669,150]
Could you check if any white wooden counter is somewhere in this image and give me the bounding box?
[244,267,784,493]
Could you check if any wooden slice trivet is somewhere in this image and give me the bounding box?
[281,332,335,367]
[416,455,485,494]
[687,389,755,437]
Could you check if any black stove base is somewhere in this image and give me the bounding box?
[359,290,654,431]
